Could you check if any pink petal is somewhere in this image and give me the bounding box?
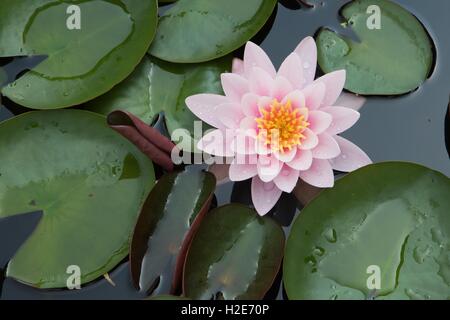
[221,73,249,102]
[302,82,326,110]
[313,70,346,107]
[282,90,306,110]
[216,103,244,129]
[239,116,258,132]
[299,159,334,188]
[287,149,313,170]
[274,165,300,192]
[271,76,293,101]
[185,94,229,130]
[335,92,366,111]
[229,161,258,181]
[254,137,271,155]
[312,133,341,159]
[322,106,360,135]
[242,93,260,117]
[249,67,274,96]
[232,58,245,75]
[294,36,317,86]
[329,136,372,172]
[278,52,304,89]
[251,176,283,216]
[244,41,277,78]
[257,96,273,110]
[197,129,234,157]
[274,147,297,163]
[299,128,318,150]
[231,132,257,155]
[308,110,332,134]
[257,154,282,182]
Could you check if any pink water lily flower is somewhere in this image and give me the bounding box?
[186,37,371,215]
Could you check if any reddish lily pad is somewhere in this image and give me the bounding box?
[183,204,285,300]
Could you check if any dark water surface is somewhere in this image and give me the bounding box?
[0,0,449,299]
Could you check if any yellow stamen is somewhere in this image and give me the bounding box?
[255,99,309,153]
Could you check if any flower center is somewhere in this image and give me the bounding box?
[255,99,309,153]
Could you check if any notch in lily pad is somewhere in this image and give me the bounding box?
[284,162,450,300]
[130,168,216,296]
[316,0,435,95]
[183,204,285,300]
[0,0,158,109]
[0,109,155,289]
[85,55,231,152]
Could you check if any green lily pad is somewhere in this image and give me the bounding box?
[0,0,158,109]
[130,169,216,295]
[284,162,450,300]
[149,0,277,63]
[316,0,434,95]
[0,109,155,288]
[85,55,231,151]
[183,204,285,300]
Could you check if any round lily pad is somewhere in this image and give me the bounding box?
[149,0,278,63]
[316,0,434,95]
[284,162,450,300]
[183,204,285,300]
[85,55,231,151]
[0,0,158,109]
[0,110,155,288]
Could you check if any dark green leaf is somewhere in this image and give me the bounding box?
[130,168,216,295]
[184,204,285,300]
[149,0,277,63]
